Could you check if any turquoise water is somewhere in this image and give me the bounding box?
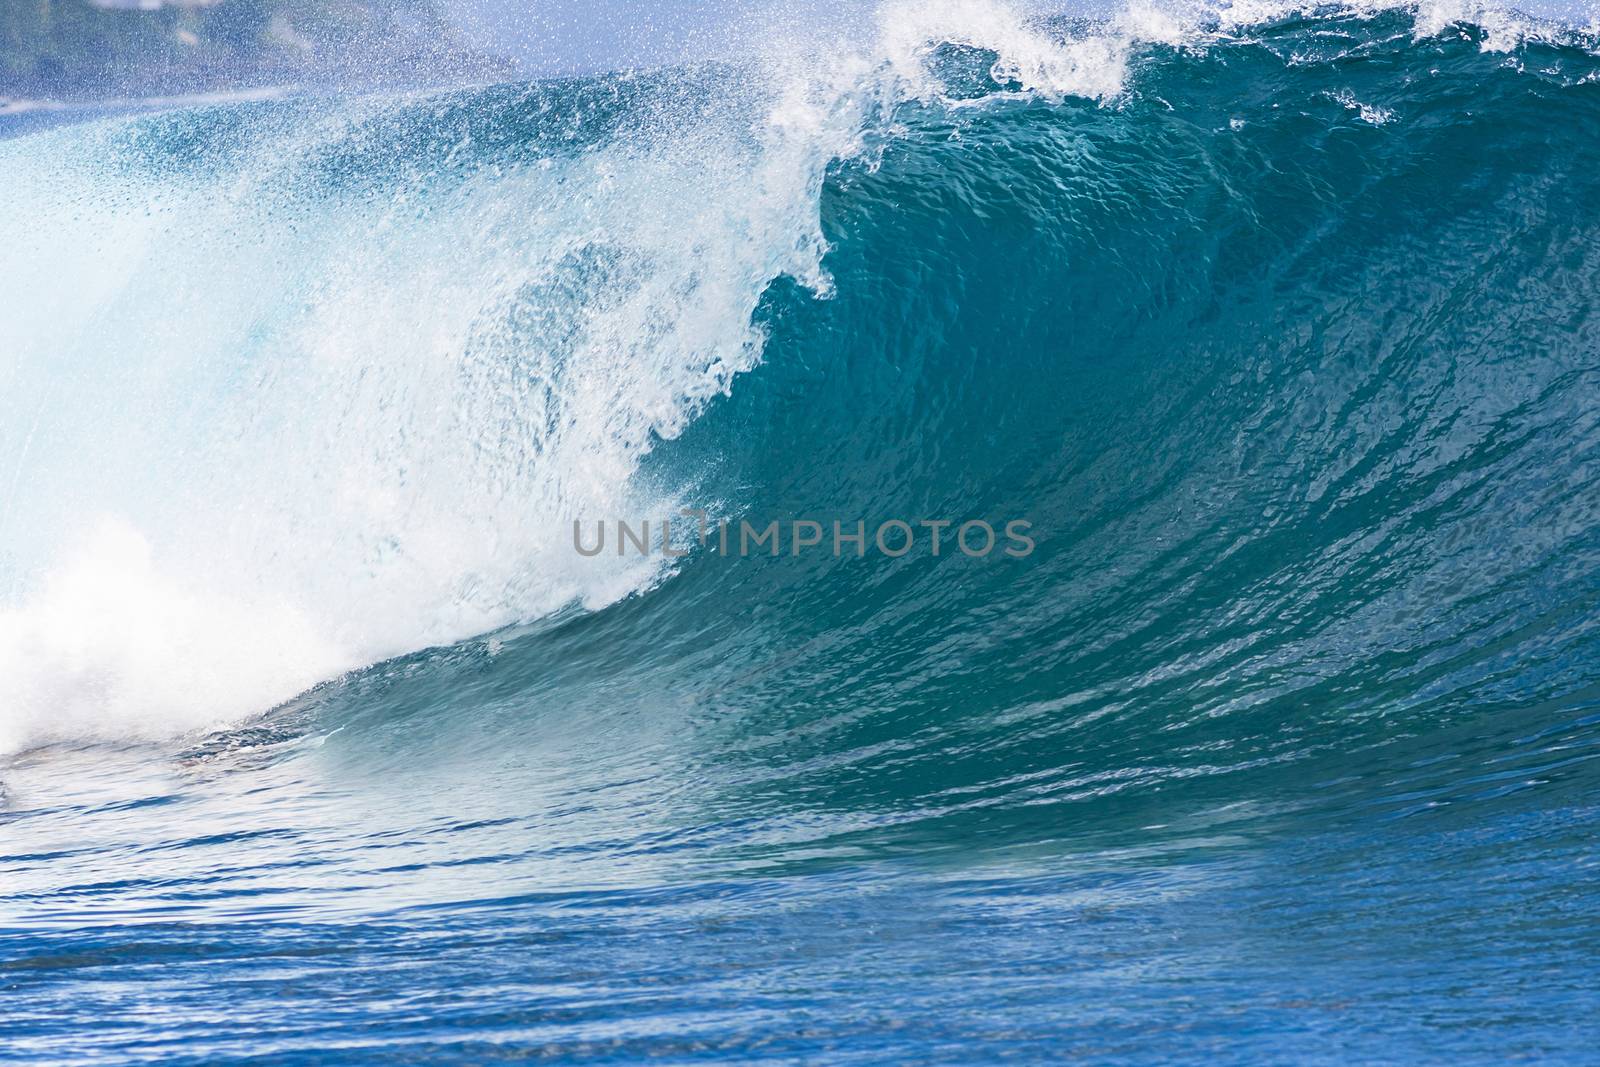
[4,3,1600,1061]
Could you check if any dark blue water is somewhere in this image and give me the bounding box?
[4,3,1600,1061]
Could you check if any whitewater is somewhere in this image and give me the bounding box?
[3,0,1600,1061]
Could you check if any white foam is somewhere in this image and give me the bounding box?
[0,519,349,754]
[1329,88,1396,122]
[875,0,1133,102]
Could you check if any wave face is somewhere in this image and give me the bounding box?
[5,2,1600,1061]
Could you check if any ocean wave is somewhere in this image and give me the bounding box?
[2,0,1599,871]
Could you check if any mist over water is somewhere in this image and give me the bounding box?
[0,66,824,750]
[0,0,1143,754]
[4,0,1600,1060]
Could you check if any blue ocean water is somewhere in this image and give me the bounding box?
[4,1,1600,1061]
